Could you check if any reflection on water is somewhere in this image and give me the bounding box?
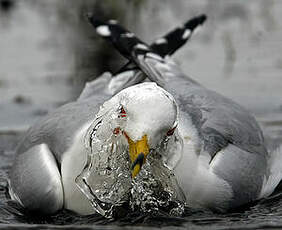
[0,0,282,229]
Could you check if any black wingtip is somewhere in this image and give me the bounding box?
[184,14,207,30]
[87,13,105,28]
[198,14,208,24]
[88,15,149,61]
[150,14,207,57]
[87,14,119,27]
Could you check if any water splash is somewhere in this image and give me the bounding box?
[75,104,132,218]
[75,104,185,218]
[130,145,186,217]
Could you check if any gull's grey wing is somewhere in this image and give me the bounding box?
[9,144,63,214]
[139,52,267,159]
[16,93,109,163]
[10,72,113,214]
[77,72,112,101]
[175,86,267,157]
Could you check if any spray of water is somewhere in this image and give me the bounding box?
[130,132,186,216]
[75,104,186,218]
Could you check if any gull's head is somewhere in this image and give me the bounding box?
[90,82,177,178]
[108,82,178,178]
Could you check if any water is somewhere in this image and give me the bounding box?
[1,0,282,229]
[75,101,185,218]
[76,104,132,218]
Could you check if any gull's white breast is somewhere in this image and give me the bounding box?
[61,122,95,215]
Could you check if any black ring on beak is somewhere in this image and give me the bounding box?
[131,152,145,170]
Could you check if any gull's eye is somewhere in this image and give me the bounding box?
[166,126,176,136]
[113,127,120,135]
[119,106,127,118]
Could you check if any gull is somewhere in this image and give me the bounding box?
[8,15,206,215]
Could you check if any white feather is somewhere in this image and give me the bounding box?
[259,145,282,198]
[61,122,95,215]
[175,115,233,212]
[154,38,167,44]
[96,25,111,37]
[182,29,191,40]
[135,43,149,50]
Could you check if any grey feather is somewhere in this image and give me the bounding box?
[212,144,267,207]
[9,144,63,214]
[16,94,107,163]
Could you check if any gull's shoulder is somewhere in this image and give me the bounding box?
[16,93,107,162]
[175,84,267,158]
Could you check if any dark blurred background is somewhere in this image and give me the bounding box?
[0,0,281,137]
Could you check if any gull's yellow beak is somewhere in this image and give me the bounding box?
[127,134,149,178]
